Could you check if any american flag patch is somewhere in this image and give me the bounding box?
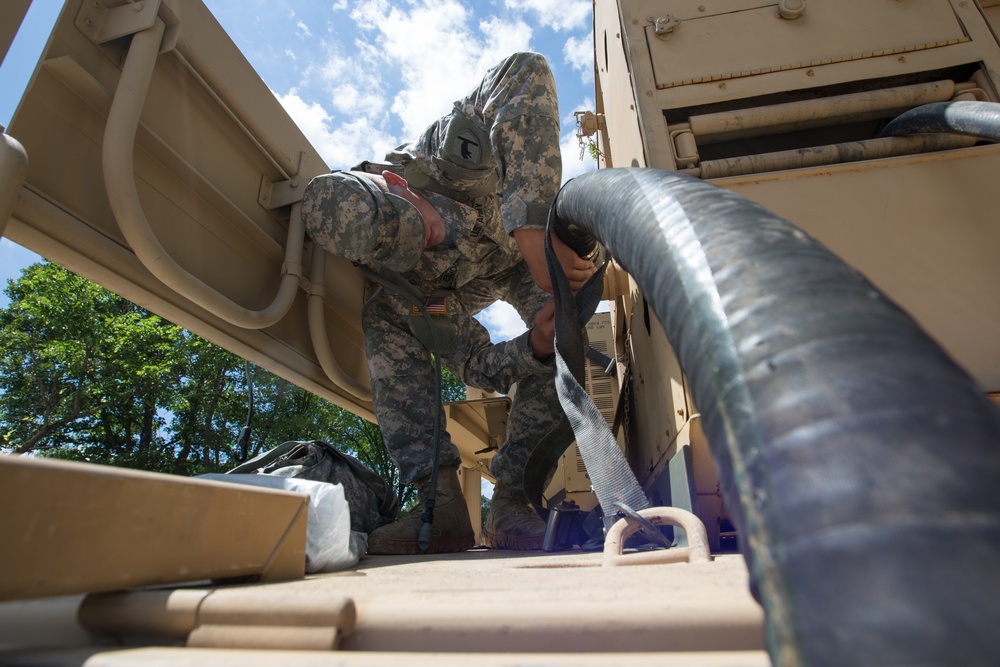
[413,297,448,316]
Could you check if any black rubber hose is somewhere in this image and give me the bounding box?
[553,168,1000,666]
[880,100,1000,142]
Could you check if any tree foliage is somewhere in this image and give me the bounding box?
[1,261,468,502]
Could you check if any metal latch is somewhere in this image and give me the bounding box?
[650,15,682,39]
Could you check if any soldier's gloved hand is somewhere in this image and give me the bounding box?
[513,228,597,294]
[528,299,556,361]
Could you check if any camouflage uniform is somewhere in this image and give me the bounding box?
[303,52,562,489]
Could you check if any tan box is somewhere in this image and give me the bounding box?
[0,456,306,601]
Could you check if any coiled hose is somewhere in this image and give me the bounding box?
[880,100,1000,142]
[552,168,1000,666]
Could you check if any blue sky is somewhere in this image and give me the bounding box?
[1,0,598,339]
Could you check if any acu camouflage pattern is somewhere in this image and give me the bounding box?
[387,51,562,234]
[367,52,566,486]
[302,171,425,273]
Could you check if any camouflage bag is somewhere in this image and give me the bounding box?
[228,440,399,535]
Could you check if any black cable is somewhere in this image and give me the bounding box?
[359,267,443,553]
[235,359,253,462]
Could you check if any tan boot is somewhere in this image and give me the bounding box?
[367,466,474,555]
[483,483,547,550]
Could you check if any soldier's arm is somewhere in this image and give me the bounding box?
[470,53,595,291]
[513,228,595,294]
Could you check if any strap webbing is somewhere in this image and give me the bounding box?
[539,201,649,531]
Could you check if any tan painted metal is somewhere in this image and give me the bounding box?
[0,456,307,602]
[0,551,764,659]
[1,649,773,666]
[592,0,1000,564]
[688,80,959,143]
[5,0,375,420]
[102,17,306,332]
[0,134,28,239]
[79,588,355,650]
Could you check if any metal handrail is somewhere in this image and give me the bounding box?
[102,19,302,329]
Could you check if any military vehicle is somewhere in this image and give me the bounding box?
[2,0,998,664]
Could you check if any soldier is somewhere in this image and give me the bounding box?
[302,52,596,554]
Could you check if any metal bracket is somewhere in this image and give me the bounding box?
[76,0,160,44]
[75,0,180,52]
[258,175,307,210]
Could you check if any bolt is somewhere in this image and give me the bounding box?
[699,5,706,11]
[806,69,815,77]
[898,56,906,63]
[290,180,300,188]
[84,18,93,26]
[677,409,685,416]
[718,82,726,90]
[633,18,639,25]
[646,90,653,97]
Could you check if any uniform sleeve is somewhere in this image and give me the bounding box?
[464,53,563,235]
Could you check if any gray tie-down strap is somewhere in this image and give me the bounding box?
[522,200,649,533]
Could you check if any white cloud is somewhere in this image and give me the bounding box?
[274,90,396,168]
[564,32,593,81]
[475,301,528,342]
[349,0,534,137]
[505,0,591,32]
[331,0,347,10]
[296,20,313,38]
[478,17,535,66]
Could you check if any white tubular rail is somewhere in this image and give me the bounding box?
[689,80,957,145]
[102,19,303,330]
[307,243,372,402]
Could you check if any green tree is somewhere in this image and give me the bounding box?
[481,494,491,532]
[167,336,245,475]
[1,262,476,496]
[0,263,183,462]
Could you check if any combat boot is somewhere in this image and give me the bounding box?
[367,465,474,555]
[483,482,547,550]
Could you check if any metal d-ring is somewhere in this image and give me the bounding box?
[612,502,674,549]
[603,506,711,567]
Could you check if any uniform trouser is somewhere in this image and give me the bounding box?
[362,264,561,488]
